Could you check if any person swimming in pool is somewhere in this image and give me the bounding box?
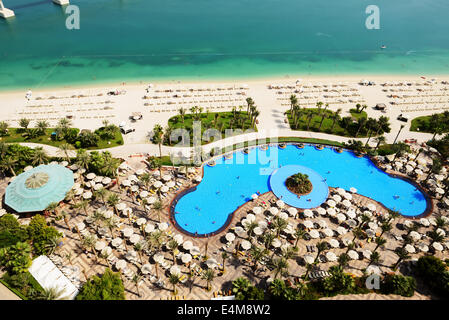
[237,176,240,179]
[212,221,215,224]
[307,199,311,202]
[216,191,220,194]
[327,171,331,174]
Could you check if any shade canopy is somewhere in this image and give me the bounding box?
[5,164,74,213]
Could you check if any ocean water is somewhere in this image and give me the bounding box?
[1,0,449,90]
[173,145,427,235]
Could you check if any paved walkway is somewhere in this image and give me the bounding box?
[0,282,21,300]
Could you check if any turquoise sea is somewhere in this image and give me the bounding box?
[1,0,449,90]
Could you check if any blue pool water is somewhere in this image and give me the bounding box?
[173,144,428,235]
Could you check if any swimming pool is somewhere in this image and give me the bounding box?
[172,144,429,236]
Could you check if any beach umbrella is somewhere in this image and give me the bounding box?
[336,213,346,222]
[258,221,268,229]
[194,176,202,183]
[128,175,138,182]
[272,238,282,248]
[435,174,445,181]
[328,239,340,248]
[279,212,289,220]
[136,218,147,226]
[174,234,184,245]
[234,226,246,237]
[103,210,113,219]
[139,191,149,198]
[141,264,152,275]
[166,181,176,188]
[336,226,348,235]
[367,203,377,211]
[146,196,157,204]
[415,169,423,175]
[288,207,298,217]
[182,240,193,250]
[303,220,314,229]
[158,222,168,231]
[326,252,337,262]
[419,218,430,227]
[121,180,131,187]
[129,234,141,244]
[94,176,103,183]
[122,227,134,238]
[115,259,127,270]
[135,169,145,176]
[253,227,263,235]
[409,231,421,241]
[276,200,285,208]
[83,191,92,199]
[253,207,262,214]
[336,188,346,195]
[350,187,357,193]
[251,194,258,200]
[362,249,372,260]
[153,170,161,177]
[366,229,376,238]
[327,200,336,207]
[342,199,352,208]
[246,213,256,222]
[348,250,359,260]
[323,228,334,237]
[101,246,112,258]
[153,253,165,264]
[130,185,139,193]
[436,187,445,195]
[170,265,181,275]
[86,173,96,180]
[436,228,446,237]
[317,220,328,228]
[24,166,33,172]
[368,222,378,231]
[343,193,353,200]
[111,238,123,248]
[309,230,320,239]
[303,209,313,218]
[269,207,279,215]
[405,244,416,254]
[225,233,235,243]
[160,186,169,193]
[241,240,252,250]
[327,208,337,217]
[102,177,112,185]
[162,174,172,182]
[190,246,201,256]
[433,242,444,251]
[93,183,103,191]
[316,207,326,216]
[95,241,107,251]
[417,243,429,252]
[181,253,192,264]
[187,167,196,174]
[241,218,249,228]
[76,222,86,231]
[406,165,414,172]
[429,218,437,226]
[303,254,314,264]
[332,194,342,202]
[153,181,163,188]
[206,258,218,269]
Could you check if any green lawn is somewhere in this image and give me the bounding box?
[0,128,123,150]
[166,111,257,146]
[410,112,449,133]
[286,108,369,137]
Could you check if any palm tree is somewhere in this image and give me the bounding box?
[32,147,48,165]
[99,251,112,269]
[36,120,49,135]
[178,107,186,125]
[262,232,276,250]
[221,252,229,274]
[374,136,386,152]
[313,241,328,264]
[373,237,387,252]
[338,253,350,269]
[306,111,314,131]
[202,269,215,291]
[60,211,71,230]
[40,287,70,300]
[74,199,89,216]
[152,200,165,222]
[0,121,8,136]
[272,257,288,279]
[19,118,31,131]
[107,193,120,215]
[366,251,380,268]
[246,97,254,115]
[104,217,118,238]
[392,247,410,270]
[294,228,306,248]
[168,273,181,295]
[289,95,298,113]
[167,239,179,264]
[131,273,143,297]
[318,112,327,131]
[0,157,17,176]
[355,118,367,137]
[151,124,164,158]
[75,149,91,170]
[249,246,267,271]
[393,124,405,144]
[364,118,378,147]
[45,202,59,217]
[428,230,444,245]
[81,234,98,262]
[245,221,259,242]
[58,143,73,162]
[94,187,107,205]
[392,142,408,162]
[272,217,288,238]
[330,108,342,132]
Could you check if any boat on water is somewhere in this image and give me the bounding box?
[381,45,387,49]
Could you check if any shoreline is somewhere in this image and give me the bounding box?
[1,73,449,96]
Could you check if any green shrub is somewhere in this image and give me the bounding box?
[380,274,416,297]
[0,214,28,248]
[1,271,45,300]
[76,268,125,300]
[0,242,32,274]
[319,266,356,296]
[232,277,265,300]
[414,256,449,297]
[26,215,62,256]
